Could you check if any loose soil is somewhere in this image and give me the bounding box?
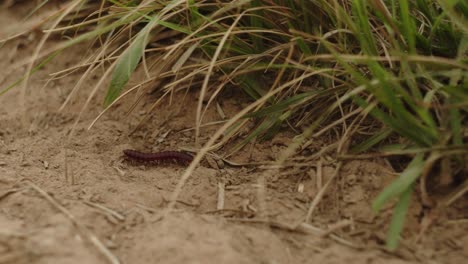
[0,3,467,264]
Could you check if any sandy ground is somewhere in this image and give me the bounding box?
[0,3,467,264]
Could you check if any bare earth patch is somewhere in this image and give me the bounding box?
[1,3,467,264]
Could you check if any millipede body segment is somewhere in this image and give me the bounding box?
[123,149,193,164]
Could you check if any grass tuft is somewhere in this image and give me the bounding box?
[1,0,467,250]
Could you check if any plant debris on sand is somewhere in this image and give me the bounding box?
[0,1,467,263]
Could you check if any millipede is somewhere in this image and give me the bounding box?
[123,149,194,165]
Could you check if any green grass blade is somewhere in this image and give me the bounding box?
[352,0,378,55]
[237,74,267,100]
[231,114,279,153]
[449,102,463,146]
[294,36,312,56]
[245,92,315,118]
[24,0,50,20]
[103,1,179,107]
[437,0,468,33]
[353,95,435,147]
[250,0,264,52]
[372,154,424,212]
[386,184,413,250]
[103,31,146,107]
[61,14,142,50]
[350,127,393,153]
[399,0,416,53]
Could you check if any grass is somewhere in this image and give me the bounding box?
[1,0,467,250]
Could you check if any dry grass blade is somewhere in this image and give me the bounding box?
[20,0,84,123]
[23,180,120,264]
[216,181,225,211]
[87,78,156,130]
[0,188,24,201]
[442,178,468,207]
[228,218,363,249]
[3,0,465,253]
[319,219,354,238]
[303,54,467,70]
[305,162,342,223]
[59,27,117,111]
[195,11,246,145]
[83,201,125,222]
[164,69,331,218]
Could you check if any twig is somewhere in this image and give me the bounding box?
[23,180,120,264]
[305,162,342,222]
[447,218,468,225]
[228,217,313,233]
[442,178,468,207]
[319,219,353,238]
[298,222,362,249]
[83,201,125,222]
[217,181,225,210]
[0,188,24,201]
[135,203,158,213]
[316,158,323,189]
[338,145,468,160]
[228,218,363,249]
[205,208,255,217]
[420,152,441,206]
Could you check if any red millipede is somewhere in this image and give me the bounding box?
[123,149,193,165]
